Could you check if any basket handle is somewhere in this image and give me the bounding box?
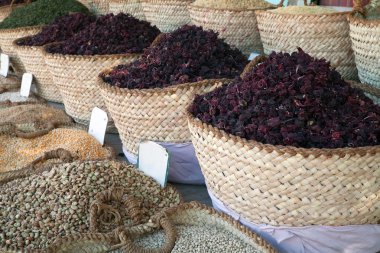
[90,187,145,232]
[150,33,166,47]
[240,55,267,79]
[0,148,73,184]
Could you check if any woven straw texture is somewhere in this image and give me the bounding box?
[47,202,276,253]
[141,0,193,32]
[188,5,271,56]
[0,26,41,75]
[0,3,27,22]
[348,1,380,88]
[109,0,146,20]
[187,113,380,226]
[98,75,229,155]
[43,48,140,130]
[348,79,380,104]
[14,37,62,103]
[90,0,110,15]
[256,10,357,80]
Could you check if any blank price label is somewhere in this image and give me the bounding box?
[0,53,9,77]
[20,73,33,97]
[88,107,108,145]
[138,141,169,188]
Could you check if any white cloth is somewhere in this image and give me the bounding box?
[123,142,205,185]
[208,189,380,253]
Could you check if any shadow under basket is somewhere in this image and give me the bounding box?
[43,44,141,132]
[187,112,380,227]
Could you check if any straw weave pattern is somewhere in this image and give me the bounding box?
[188,114,380,226]
[109,0,146,20]
[90,0,110,15]
[0,26,41,75]
[142,0,193,32]
[44,51,140,130]
[99,77,228,155]
[348,15,380,89]
[256,10,357,80]
[14,40,62,103]
[189,5,267,56]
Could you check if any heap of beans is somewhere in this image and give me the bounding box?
[100,25,248,89]
[16,13,95,46]
[190,49,380,148]
[0,0,89,29]
[46,13,160,55]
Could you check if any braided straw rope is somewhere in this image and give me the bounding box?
[187,113,380,226]
[109,0,146,20]
[43,44,140,131]
[255,9,357,80]
[188,4,274,56]
[348,0,380,89]
[141,0,193,32]
[46,202,276,253]
[0,26,42,76]
[13,36,62,103]
[98,73,230,155]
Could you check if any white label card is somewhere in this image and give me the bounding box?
[20,73,33,97]
[0,53,9,77]
[248,52,260,61]
[88,107,108,145]
[138,141,169,188]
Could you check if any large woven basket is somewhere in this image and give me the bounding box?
[13,36,62,103]
[46,202,276,253]
[256,6,357,80]
[109,0,146,20]
[43,45,140,130]
[141,0,193,32]
[98,73,229,155]
[348,0,380,88]
[187,113,380,227]
[0,26,41,75]
[188,4,274,56]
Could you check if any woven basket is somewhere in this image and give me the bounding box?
[43,44,140,130]
[0,26,42,75]
[256,7,357,80]
[98,73,229,155]
[348,0,380,89]
[13,36,62,103]
[0,2,27,22]
[109,0,146,20]
[90,0,110,15]
[47,202,276,253]
[187,113,380,227]
[348,79,380,104]
[141,0,193,32]
[188,4,274,56]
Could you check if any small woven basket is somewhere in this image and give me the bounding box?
[188,4,275,56]
[141,0,193,32]
[47,202,276,253]
[0,26,42,75]
[187,113,380,227]
[348,0,380,89]
[98,73,229,155]
[43,44,140,130]
[109,0,146,20]
[13,36,62,103]
[256,3,357,80]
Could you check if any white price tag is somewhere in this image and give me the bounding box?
[20,73,33,97]
[138,141,169,188]
[248,52,260,61]
[0,53,9,77]
[88,107,108,145]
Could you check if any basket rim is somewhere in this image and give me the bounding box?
[255,8,351,17]
[0,24,43,33]
[12,35,43,49]
[141,0,194,3]
[42,42,142,60]
[97,71,231,96]
[186,111,380,158]
[347,11,380,25]
[188,3,275,12]
[348,79,380,98]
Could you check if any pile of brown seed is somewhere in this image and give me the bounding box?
[0,160,181,250]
